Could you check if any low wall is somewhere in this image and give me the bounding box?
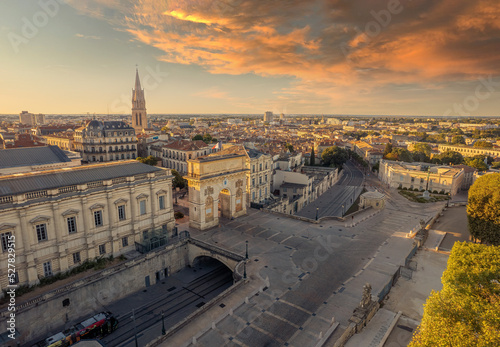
[2,241,190,345]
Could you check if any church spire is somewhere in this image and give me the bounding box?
[131,66,147,131]
[134,66,142,91]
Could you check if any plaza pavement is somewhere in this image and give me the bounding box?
[159,184,445,347]
[342,205,470,347]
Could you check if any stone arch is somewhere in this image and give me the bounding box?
[186,153,247,230]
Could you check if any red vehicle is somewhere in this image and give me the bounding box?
[41,311,118,347]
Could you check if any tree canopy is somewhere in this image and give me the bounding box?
[467,173,500,245]
[171,169,188,189]
[464,156,489,171]
[136,156,158,166]
[474,140,493,148]
[409,242,500,347]
[310,147,316,166]
[432,150,464,165]
[321,146,349,168]
[451,135,465,144]
[412,143,432,156]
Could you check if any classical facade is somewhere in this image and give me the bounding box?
[73,120,138,162]
[158,139,212,173]
[185,151,248,230]
[131,68,148,131]
[378,160,464,195]
[0,161,175,289]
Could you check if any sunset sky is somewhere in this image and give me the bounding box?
[1,0,499,116]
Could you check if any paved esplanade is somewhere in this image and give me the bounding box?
[297,161,365,218]
[160,184,444,347]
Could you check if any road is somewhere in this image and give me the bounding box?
[297,160,365,218]
[103,259,232,347]
[170,187,445,347]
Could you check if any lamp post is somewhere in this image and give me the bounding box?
[243,262,247,279]
[161,310,165,335]
[132,309,139,347]
[315,207,319,221]
[245,240,248,260]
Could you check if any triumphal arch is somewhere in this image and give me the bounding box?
[185,151,248,230]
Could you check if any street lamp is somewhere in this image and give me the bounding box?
[132,309,139,347]
[243,262,247,279]
[161,310,165,335]
[315,207,319,221]
[245,240,248,260]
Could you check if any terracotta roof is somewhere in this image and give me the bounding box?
[163,139,208,151]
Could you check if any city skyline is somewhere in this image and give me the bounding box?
[1,0,499,116]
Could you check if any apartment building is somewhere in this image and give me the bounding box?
[73,120,138,162]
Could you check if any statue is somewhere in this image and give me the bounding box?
[361,283,372,308]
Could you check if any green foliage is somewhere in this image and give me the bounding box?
[432,150,464,165]
[464,156,489,171]
[286,143,294,152]
[136,155,158,166]
[451,135,465,144]
[385,148,414,162]
[310,147,316,166]
[410,242,500,347]
[467,173,500,245]
[413,143,432,156]
[474,140,493,148]
[492,162,500,169]
[171,169,187,189]
[174,211,184,219]
[192,134,203,141]
[321,146,349,168]
[383,143,393,157]
[344,131,368,140]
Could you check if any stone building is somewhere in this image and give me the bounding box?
[73,120,138,163]
[378,160,464,195]
[0,161,175,289]
[159,139,212,174]
[217,145,273,205]
[437,144,500,158]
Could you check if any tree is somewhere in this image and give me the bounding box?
[432,150,464,165]
[192,134,203,141]
[451,135,465,144]
[171,169,187,189]
[383,143,393,157]
[467,173,500,244]
[286,143,294,152]
[410,242,500,347]
[202,133,213,143]
[474,140,493,148]
[464,157,488,171]
[321,146,349,168]
[310,147,316,166]
[412,143,431,157]
[136,156,158,166]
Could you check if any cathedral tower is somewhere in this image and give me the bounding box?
[131,67,147,131]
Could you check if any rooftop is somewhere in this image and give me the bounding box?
[0,145,70,169]
[0,161,165,197]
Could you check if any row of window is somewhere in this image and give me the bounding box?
[251,187,268,201]
[252,162,269,173]
[0,196,168,248]
[162,150,208,160]
[251,175,268,187]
